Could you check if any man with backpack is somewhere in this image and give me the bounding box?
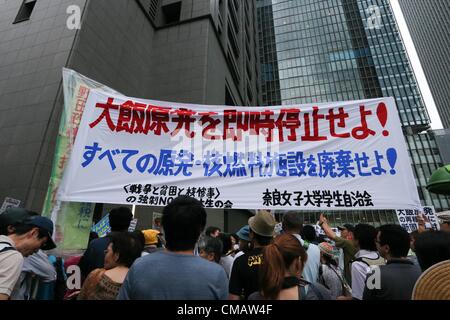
[363,225,421,300]
[0,209,56,300]
[350,224,385,300]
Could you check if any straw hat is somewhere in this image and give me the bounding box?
[412,260,450,300]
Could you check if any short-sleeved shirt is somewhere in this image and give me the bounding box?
[0,235,24,298]
[334,236,357,285]
[351,250,385,300]
[229,247,264,299]
[117,250,228,300]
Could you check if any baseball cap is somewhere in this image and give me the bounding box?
[0,208,34,230]
[337,224,354,233]
[23,216,57,250]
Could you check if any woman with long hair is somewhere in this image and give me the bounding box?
[249,234,330,300]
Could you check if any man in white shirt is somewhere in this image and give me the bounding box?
[350,224,385,300]
[0,209,56,300]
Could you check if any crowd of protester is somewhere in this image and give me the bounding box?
[1,198,450,300]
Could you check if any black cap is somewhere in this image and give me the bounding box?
[338,224,354,233]
[23,216,57,250]
[0,208,33,230]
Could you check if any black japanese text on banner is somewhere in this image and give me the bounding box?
[57,89,421,210]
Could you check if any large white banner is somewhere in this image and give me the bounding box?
[57,88,421,210]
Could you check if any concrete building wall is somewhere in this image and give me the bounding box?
[205,21,241,105]
[0,0,259,231]
[149,20,208,103]
[68,0,155,97]
[0,0,87,211]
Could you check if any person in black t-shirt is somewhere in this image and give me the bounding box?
[229,210,276,300]
[79,207,133,279]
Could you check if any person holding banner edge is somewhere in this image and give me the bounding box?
[318,214,357,285]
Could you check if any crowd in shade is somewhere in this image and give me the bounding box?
[1,197,450,300]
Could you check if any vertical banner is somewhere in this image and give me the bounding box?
[41,68,120,250]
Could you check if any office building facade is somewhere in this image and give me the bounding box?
[399,0,450,129]
[257,0,449,219]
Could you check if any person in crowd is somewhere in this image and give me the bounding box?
[205,226,221,238]
[152,217,162,233]
[0,212,56,300]
[229,211,276,300]
[0,208,33,235]
[131,230,146,254]
[436,210,450,233]
[301,225,318,245]
[282,213,320,285]
[249,234,331,300]
[234,225,251,260]
[79,207,133,279]
[229,233,240,256]
[350,224,385,300]
[412,260,450,300]
[141,229,163,255]
[414,231,450,271]
[0,208,57,300]
[198,236,223,264]
[78,232,143,300]
[217,233,234,278]
[117,196,228,299]
[412,230,450,300]
[10,248,57,300]
[89,231,99,242]
[318,242,346,299]
[407,230,420,266]
[363,224,421,300]
[319,214,357,285]
[337,224,354,241]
